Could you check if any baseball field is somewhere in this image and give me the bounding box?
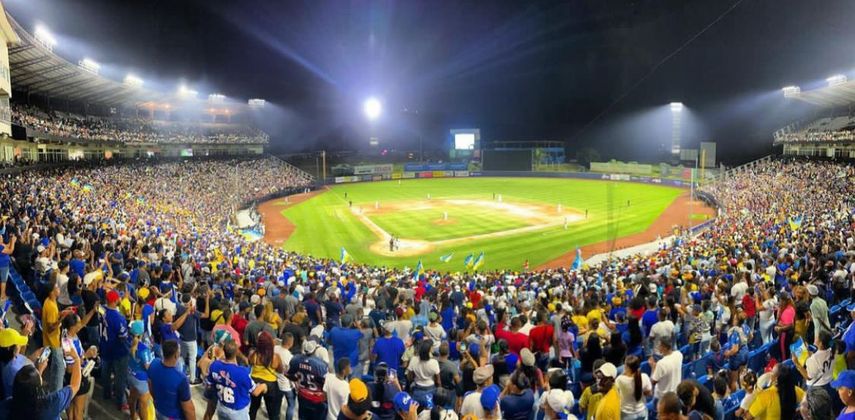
[258,177,709,271]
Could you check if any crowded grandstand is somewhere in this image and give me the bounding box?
[4,2,855,420]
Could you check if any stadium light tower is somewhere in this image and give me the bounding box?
[78,58,100,75]
[363,97,382,121]
[670,102,683,155]
[782,85,801,98]
[208,93,226,104]
[34,24,57,51]
[124,74,144,88]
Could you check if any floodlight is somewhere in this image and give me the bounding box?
[248,98,266,109]
[78,58,100,74]
[124,74,143,88]
[827,74,847,87]
[782,86,801,98]
[364,97,382,120]
[208,93,226,104]
[178,84,198,98]
[669,102,684,112]
[34,24,57,50]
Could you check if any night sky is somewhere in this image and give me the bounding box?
[7,0,855,164]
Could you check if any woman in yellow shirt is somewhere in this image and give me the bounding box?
[248,331,283,419]
[746,363,803,420]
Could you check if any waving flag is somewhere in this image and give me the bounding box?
[340,247,352,264]
[472,252,484,271]
[413,259,424,280]
[571,247,584,270]
[788,215,803,231]
[439,252,454,263]
[463,253,474,269]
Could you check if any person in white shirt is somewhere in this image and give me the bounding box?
[406,340,440,407]
[616,355,653,419]
[731,274,750,301]
[793,330,834,388]
[275,333,296,420]
[650,337,683,400]
[649,310,674,355]
[324,358,352,420]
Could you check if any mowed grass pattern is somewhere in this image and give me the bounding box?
[369,203,532,241]
[280,177,683,270]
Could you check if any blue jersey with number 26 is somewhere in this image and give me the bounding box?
[207,360,256,410]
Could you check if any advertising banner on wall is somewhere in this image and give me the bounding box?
[432,171,447,178]
[403,172,416,179]
[418,171,433,178]
[353,164,393,175]
[454,171,470,177]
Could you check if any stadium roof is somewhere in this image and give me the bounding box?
[6,13,251,111]
[7,14,166,107]
[790,79,855,107]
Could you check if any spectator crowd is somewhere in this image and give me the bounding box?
[12,104,270,145]
[1,156,855,420]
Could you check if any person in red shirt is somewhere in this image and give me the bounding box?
[231,301,251,352]
[495,313,528,356]
[528,313,556,370]
[742,287,757,332]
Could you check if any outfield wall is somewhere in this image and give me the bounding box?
[330,169,694,188]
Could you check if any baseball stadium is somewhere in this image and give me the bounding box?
[1,1,855,420]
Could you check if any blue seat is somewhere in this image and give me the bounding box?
[679,344,694,360]
[697,375,712,392]
[682,362,695,380]
[640,361,651,376]
[693,354,711,377]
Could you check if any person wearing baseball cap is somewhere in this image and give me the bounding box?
[101,285,131,411]
[127,320,154,420]
[541,388,575,419]
[394,391,419,418]
[288,336,330,419]
[594,362,620,420]
[461,364,501,419]
[479,384,501,419]
[338,378,373,419]
[0,328,40,398]
[833,370,855,419]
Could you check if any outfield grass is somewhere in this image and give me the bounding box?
[279,177,683,270]
[369,202,532,241]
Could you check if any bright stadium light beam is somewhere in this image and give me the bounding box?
[178,84,198,99]
[364,97,382,120]
[124,74,144,88]
[34,24,57,51]
[782,85,801,98]
[248,98,266,109]
[669,102,684,112]
[208,93,226,104]
[78,58,100,74]
[827,74,847,87]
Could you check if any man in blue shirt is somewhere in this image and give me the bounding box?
[288,338,329,419]
[148,340,195,420]
[208,339,267,419]
[373,322,406,375]
[100,289,130,410]
[329,314,363,369]
[175,293,201,384]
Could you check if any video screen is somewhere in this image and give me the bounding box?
[454,133,475,150]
